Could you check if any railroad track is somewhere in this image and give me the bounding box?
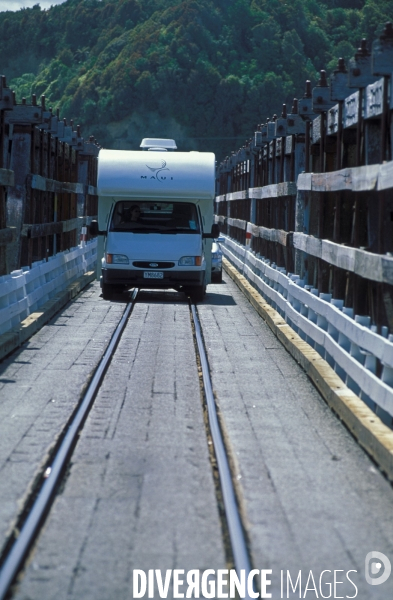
[0,287,254,600]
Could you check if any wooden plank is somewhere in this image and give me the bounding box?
[21,215,97,238]
[259,226,274,242]
[251,224,260,237]
[354,249,384,282]
[293,232,320,259]
[249,182,297,199]
[297,172,312,191]
[248,187,263,199]
[365,78,384,119]
[261,183,282,198]
[62,217,80,233]
[293,231,393,285]
[0,169,14,187]
[319,168,352,192]
[277,181,297,196]
[327,105,339,135]
[305,235,322,258]
[87,185,98,195]
[227,217,246,229]
[29,173,53,192]
[21,221,63,238]
[322,240,356,271]
[310,173,328,191]
[292,232,309,253]
[343,92,359,128]
[285,136,293,155]
[312,115,322,144]
[30,174,85,194]
[276,229,289,246]
[377,161,393,191]
[351,164,379,191]
[62,181,84,194]
[300,162,393,193]
[255,226,289,246]
[382,256,393,285]
[226,190,248,201]
[296,163,393,193]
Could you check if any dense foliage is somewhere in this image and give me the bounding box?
[1,0,392,159]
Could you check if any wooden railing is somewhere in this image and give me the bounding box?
[0,76,99,276]
[216,22,393,336]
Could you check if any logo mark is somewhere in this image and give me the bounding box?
[149,263,158,267]
[365,551,391,585]
[145,159,170,182]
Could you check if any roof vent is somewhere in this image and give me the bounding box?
[140,138,177,151]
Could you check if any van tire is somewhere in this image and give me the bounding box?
[102,282,114,300]
[190,284,206,303]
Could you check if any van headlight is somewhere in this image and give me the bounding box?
[178,256,202,266]
[106,253,129,264]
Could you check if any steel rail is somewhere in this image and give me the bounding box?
[0,289,138,600]
[191,303,254,600]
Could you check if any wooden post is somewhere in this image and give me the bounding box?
[0,76,13,274]
[6,125,33,270]
[372,22,393,162]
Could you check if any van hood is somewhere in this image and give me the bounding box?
[106,232,203,261]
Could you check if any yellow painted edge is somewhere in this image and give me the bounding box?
[223,257,393,480]
[0,270,96,361]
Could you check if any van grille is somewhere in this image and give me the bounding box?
[133,261,175,269]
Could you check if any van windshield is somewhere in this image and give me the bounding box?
[110,201,201,234]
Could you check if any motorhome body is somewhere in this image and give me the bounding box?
[92,140,218,301]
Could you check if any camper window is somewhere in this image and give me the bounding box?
[110,201,201,234]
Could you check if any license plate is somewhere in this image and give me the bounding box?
[144,271,164,279]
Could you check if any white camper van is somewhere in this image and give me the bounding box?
[90,139,219,301]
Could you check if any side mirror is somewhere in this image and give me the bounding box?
[202,223,220,239]
[89,220,99,237]
[211,223,220,238]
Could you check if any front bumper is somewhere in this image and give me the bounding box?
[102,268,205,288]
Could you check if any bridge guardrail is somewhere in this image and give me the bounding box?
[221,235,393,426]
[216,22,393,427]
[0,239,97,336]
[0,76,99,276]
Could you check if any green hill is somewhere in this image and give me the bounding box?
[1,0,392,160]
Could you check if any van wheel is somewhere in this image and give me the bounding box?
[190,284,206,303]
[102,282,114,300]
